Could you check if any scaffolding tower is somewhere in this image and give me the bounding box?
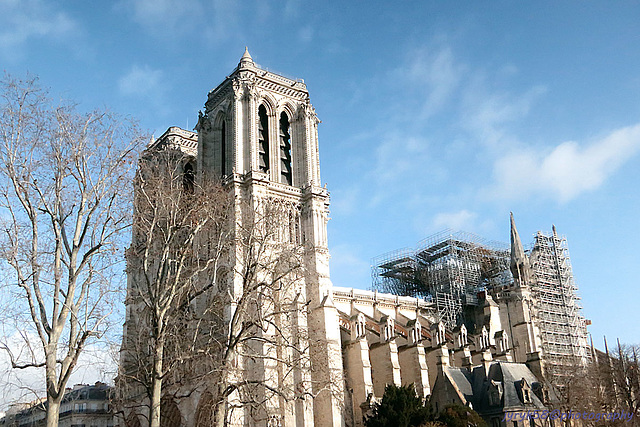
[529,228,590,375]
[372,230,511,328]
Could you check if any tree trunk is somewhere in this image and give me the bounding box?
[46,398,61,427]
[212,381,227,427]
[150,337,164,427]
[45,341,61,427]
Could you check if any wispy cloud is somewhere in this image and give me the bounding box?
[431,209,478,231]
[298,25,314,44]
[402,46,464,120]
[118,65,164,98]
[118,0,240,43]
[462,76,547,148]
[118,65,171,118]
[0,0,76,61]
[373,134,431,185]
[118,0,203,35]
[489,124,640,202]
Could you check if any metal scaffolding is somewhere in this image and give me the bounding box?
[529,228,590,374]
[372,230,511,328]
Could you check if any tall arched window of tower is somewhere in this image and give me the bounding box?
[220,120,226,176]
[279,112,292,185]
[258,105,270,174]
[183,162,195,194]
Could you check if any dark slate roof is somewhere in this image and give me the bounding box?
[445,367,474,403]
[441,360,545,415]
[498,362,545,410]
[62,383,111,403]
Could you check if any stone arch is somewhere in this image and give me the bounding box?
[259,93,277,116]
[194,392,215,427]
[160,398,182,427]
[409,319,422,345]
[213,109,226,127]
[278,101,297,121]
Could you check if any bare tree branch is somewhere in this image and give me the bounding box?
[0,74,144,427]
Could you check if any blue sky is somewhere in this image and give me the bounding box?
[2,0,639,346]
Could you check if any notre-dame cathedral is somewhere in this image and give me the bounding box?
[121,49,591,427]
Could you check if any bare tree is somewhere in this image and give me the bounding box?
[117,143,233,427]
[0,75,144,427]
[533,340,640,427]
[205,196,316,426]
[119,141,331,427]
[594,340,640,424]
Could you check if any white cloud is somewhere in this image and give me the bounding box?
[119,0,239,43]
[0,0,76,60]
[119,0,203,34]
[490,124,640,202]
[118,65,164,98]
[462,76,547,148]
[431,209,478,231]
[401,45,464,120]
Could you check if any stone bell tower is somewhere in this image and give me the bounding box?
[196,48,345,426]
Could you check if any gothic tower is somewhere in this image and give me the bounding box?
[497,214,543,373]
[196,48,345,426]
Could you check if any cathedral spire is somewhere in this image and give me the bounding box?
[239,46,253,67]
[510,212,531,287]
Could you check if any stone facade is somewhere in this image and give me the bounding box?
[121,50,589,426]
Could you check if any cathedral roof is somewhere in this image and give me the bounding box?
[438,361,546,414]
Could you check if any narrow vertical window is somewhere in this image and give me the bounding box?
[279,112,292,185]
[258,105,270,173]
[183,162,195,194]
[221,120,226,176]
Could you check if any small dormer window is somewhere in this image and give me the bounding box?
[518,378,533,404]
